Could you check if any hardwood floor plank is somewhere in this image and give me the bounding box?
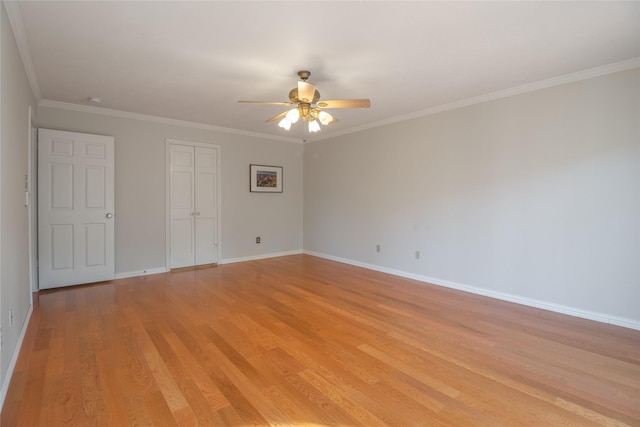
[123,394,154,427]
[214,403,247,426]
[297,368,389,427]
[553,397,635,427]
[261,384,326,425]
[2,254,638,426]
[143,350,190,415]
[16,378,44,427]
[143,390,178,427]
[252,359,340,426]
[176,379,225,427]
[95,350,136,426]
[358,343,461,399]
[162,332,230,411]
[37,372,60,426]
[283,371,363,426]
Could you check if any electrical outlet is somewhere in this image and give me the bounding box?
[415,250,420,260]
[376,244,380,253]
[256,237,261,244]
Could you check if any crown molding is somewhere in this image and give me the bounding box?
[3,0,42,101]
[38,100,302,143]
[37,56,640,145]
[4,0,637,145]
[310,57,640,143]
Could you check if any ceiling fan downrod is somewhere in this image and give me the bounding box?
[297,70,311,81]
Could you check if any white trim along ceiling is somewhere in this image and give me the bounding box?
[3,1,639,142]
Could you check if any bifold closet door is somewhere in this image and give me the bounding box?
[194,147,218,265]
[170,144,218,268]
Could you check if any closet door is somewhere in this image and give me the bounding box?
[194,147,218,265]
[170,145,195,268]
[169,144,219,268]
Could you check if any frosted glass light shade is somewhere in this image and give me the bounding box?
[278,118,292,130]
[285,108,300,124]
[308,120,321,133]
[318,110,334,126]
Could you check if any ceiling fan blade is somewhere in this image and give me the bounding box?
[266,111,289,123]
[238,101,294,106]
[298,81,317,103]
[316,99,371,109]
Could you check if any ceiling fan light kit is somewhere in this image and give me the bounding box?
[239,70,370,134]
[277,117,292,130]
[308,119,321,133]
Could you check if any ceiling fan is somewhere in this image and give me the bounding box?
[238,70,370,133]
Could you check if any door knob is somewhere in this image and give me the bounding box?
[106,213,113,219]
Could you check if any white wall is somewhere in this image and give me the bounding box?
[304,69,640,327]
[0,1,37,390]
[37,107,304,275]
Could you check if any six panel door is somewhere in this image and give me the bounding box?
[38,129,115,289]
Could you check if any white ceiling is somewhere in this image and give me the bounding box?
[7,1,640,142]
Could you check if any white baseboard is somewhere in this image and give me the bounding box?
[113,250,305,279]
[114,267,168,280]
[0,303,33,411]
[304,251,640,331]
[107,250,640,330]
[220,249,303,265]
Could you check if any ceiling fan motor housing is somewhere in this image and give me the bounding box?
[289,88,321,104]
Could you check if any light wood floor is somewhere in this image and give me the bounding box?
[2,255,639,426]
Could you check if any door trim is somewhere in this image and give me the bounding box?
[28,107,38,293]
[165,139,221,269]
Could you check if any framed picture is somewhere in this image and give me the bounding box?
[250,164,283,193]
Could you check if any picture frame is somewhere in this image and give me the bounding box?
[250,164,283,193]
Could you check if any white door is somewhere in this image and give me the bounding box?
[194,147,218,265]
[170,144,218,268]
[170,145,196,268]
[38,129,115,289]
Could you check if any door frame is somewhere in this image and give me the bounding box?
[165,139,221,269]
[27,107,38,293]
